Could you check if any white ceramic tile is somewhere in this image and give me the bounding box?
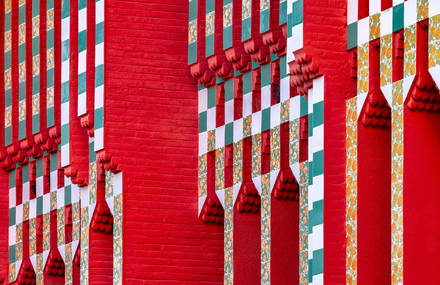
[225,99,234,123]
[271,103,280,128]
[404,0,417,27]
[261,85,271,109]
[234,118,243,142]
[206,107,216,131]
[215,125,225,149]
[252,111,262,135]
[358,17,370,45]
[243,92,253,117]
[198,131,207,155]
[370,0,381,15]
[381,8,393,37]
[198,88,208,113]
[347,0,358,24]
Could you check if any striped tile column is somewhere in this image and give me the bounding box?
[33,158,44,285]
[4,0,12,145]
[62,181,80,285]
[242,0,251,42]
[223,72,247,283]
[260,0,270,34]
[94,0,104,151]
[198,86,208,214]
[205,0,215,57]
[18,0,26,140]
[307,77,324,285]
[391,80,403,285]
[260,171,270,285]
[80,139,97,284]
[259,63,271,285]
[223,0,233,50]
[215,146,225,202]
[286,0,303,66]
[61,0,70,167]
[223,185,233,285]
[78,0,87,116]
[105,170,123,285]
[188,0,197,65]
[46,0,55,128]
[345,96,357,285]
[8,169,19,282]
[280,0,287,26]
[31,0,40,134]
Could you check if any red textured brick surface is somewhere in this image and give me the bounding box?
[303,0,353,283]
[104,0,223,283]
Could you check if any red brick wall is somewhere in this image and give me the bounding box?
[104,0,223,283]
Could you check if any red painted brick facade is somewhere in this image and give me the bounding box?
[104,0,223,282]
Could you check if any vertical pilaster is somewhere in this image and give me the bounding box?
[18,0,26,140]
[46,0,54,128]
[31,0,40,134]
[345,97,357,285]
[391,80,403,285]
[60,0,70,167]
[4,0,12,145]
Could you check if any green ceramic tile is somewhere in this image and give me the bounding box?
[393,4,404,32]
[347,22,358,50]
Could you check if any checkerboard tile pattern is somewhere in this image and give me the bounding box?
[286,0,303,67]
[94,0,105,152]
[347,0,436,51]
[345,1,440,283]
[7,153,72,283]
[197,55,324,284]
[7,145,122,284]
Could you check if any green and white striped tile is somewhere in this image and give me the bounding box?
[78,0,87,116]
[242,0,252,41]
[188,0,197,65]
[205,0,215,57]
[223,0,233,49]
[94,0,104,151]
[307,77,324,285]
[286,0,303,66]
[61,0,71,167]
